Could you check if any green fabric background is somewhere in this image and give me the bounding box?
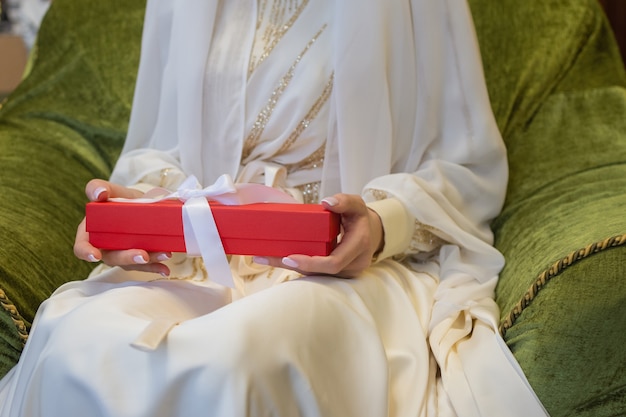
[0,0,144,376]
[472,0,626,415]
[0,0,624,415]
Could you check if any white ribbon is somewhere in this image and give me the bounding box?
[111,174,298,288]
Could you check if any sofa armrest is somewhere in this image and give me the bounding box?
[470,0,626,415]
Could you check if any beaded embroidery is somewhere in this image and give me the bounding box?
[242,24,328,160]
[250,0,310,76]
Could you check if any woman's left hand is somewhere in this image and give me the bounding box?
[254,194,384,278]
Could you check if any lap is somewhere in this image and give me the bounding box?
[47,259,435,344]
[4,260,438,417]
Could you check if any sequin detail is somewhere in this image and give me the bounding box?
[294,181,321,204]
[287,143,326,173]
[408,220,448,253]
[364,188,448,255]
[279,73,333,156]
[250,0,310,76]
[243,24,328,160]
[365,188,390,202]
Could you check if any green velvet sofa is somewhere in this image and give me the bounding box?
[1,0,625,415]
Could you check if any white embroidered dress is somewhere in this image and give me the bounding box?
[0,0,548,416]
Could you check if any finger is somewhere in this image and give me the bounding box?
[254,238,362,276]
[102,249,172,276]
[251,256,283,268]
[320,194,368,216]
[147,252,173,264]
[74,218,102,263]
[100,249,171,267]
[252,251,366,278]
[284,243,363,277]
[85,179,144,202]
[100,249,153,267]
[276,254,364,279]
[122,262,171,277]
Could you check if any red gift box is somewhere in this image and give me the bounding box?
[86,200,341,257]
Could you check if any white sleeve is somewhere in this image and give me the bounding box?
[109,0,185,189]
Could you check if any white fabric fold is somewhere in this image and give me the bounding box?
[130,318,180,352]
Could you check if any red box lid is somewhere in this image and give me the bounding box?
[86,200,341,257]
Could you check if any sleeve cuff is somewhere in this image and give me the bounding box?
[366,198,414,262]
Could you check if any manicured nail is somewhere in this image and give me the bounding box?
[252,256,269,265]
[93,187,107,200]
[282,257,299,268]
[87,253,99,263]
[157,253,171,262]
[133,255,148,264]
[321,197,339,207]
[160,271,170,278]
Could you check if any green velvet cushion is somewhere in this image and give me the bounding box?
[471,0,626,415]
[0,0,625,416]
[0,0,145,375]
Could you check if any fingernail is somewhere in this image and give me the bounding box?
[160,271,170,278]
[93,187,107,200]
[87,253,99,263]
[133,255,148,264]
[321,197,339,207]
[157,253,171,262]
[282,257,299,268]
[252,256,269,265]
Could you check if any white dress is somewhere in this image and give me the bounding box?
[0,0,548,416]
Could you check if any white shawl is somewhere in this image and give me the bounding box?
[110,0,547,415]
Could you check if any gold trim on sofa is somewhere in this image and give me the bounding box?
[499,233,626,337]
[0,287,29,347]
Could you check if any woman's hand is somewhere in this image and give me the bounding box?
[73,179,172,276]
[254,194,384,278]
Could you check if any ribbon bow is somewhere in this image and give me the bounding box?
[111,174,298,288]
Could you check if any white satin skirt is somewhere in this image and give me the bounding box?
[0,257,442,417]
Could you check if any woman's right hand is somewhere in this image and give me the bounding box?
[73,179,172,276]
